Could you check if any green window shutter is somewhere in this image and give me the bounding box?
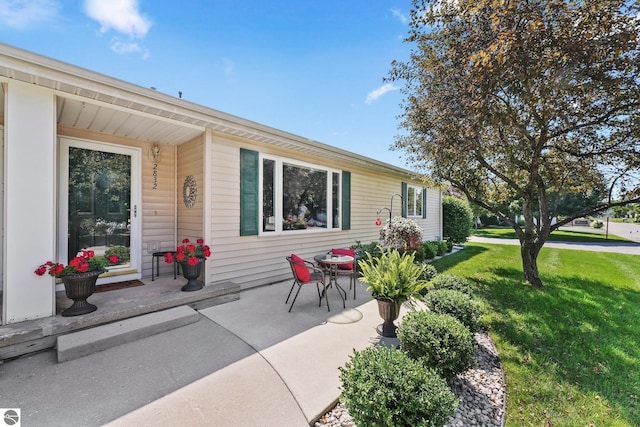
[240,148,259,236]
[341,171,351,230]
[401,182,408,218]
[422,188,427,219]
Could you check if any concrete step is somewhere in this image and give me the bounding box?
[0,280,240,362]
[57,306,200,362]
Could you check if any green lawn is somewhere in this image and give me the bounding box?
[473,226,632,243]
[431,243,640,426]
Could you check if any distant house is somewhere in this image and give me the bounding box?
[0,43,442,324]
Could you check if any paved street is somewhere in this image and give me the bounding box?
[469,222,640,255]
[602,220,640,243]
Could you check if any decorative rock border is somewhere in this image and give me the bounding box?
[315,331,506,427]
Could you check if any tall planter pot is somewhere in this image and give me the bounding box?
[179,259,205,291]
[376,299,402,338]
[61,270,102,317]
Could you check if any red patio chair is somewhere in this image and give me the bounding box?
[286,254,330,312]
[331,248,358,299]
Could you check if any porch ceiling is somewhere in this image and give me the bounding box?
[55,96,204,145]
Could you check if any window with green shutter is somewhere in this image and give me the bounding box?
[240,150,351,235]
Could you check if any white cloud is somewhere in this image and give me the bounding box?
[0,0,60,29]
[365,83,398,104]
[391,8,408,25]
[110,38,138,54]
[84,0,151,38]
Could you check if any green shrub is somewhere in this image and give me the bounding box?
[339,346,458,427]
[425,289,482,332]
[419,263,438,282]
[443,196,473,243]
[351,241,382,262]
[480,214,500,226]
[410,244,426,263]
[105,245,130,262]
[591,219,604,228]
[446,240,454,252]
[436,240,448,256]
[430,274,473,295]
[422,241,438,259]
[397,311,476,379]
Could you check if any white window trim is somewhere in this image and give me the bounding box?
[259,154,342,235]
[407,184,424,218]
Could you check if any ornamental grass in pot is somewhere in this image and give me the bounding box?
[358,246,429,337]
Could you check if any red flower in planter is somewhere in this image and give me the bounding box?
[35,250,120,278]
[165,238,211,266]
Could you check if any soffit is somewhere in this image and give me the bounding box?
[0,46,414,177]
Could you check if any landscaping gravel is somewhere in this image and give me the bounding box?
[314,331,506,427]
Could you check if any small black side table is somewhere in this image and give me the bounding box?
[152,251,179,281]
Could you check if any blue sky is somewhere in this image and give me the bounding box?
[0,0,415,169]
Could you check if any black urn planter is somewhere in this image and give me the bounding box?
[179,259,205,291]
[61,270,101,317]
[376,299,402,338]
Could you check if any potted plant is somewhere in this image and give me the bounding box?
[358,246,429,337]
[164,238,211,291]
[35,250,120,316]
[379,216,424,250]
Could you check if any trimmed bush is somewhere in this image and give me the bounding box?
[443,196,473,243]
[419,263,438,282]
[425,289,482,332]
[423,241,438,259]
[351,241,382,264]
[436,240,448,256]
[446,240,454,252]
[411,244,426,263]
[339,346,458,427]
[398,311,476,379]
[431,274,473,295]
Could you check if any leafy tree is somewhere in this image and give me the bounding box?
[389,0,640,287]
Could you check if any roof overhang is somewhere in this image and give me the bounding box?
[0,43,415,177]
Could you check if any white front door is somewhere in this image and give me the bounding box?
[58,137,142,285]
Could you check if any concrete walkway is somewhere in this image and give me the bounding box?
[0,278,401,427]
[105,283,395,427]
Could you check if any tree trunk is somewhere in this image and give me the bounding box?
[521,240,544,288]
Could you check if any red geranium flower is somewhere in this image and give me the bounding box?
[165,238,211,266]
[34,248,121,279]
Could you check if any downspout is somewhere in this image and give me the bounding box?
[203,129,213,285]
[174,144,178,247]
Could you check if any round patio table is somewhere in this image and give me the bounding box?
[314,253,353,305]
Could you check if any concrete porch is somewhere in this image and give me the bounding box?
[0,276,240,362]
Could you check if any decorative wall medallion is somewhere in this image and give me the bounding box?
[183,175,197,208]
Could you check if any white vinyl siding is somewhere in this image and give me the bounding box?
[208,134,441,290]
